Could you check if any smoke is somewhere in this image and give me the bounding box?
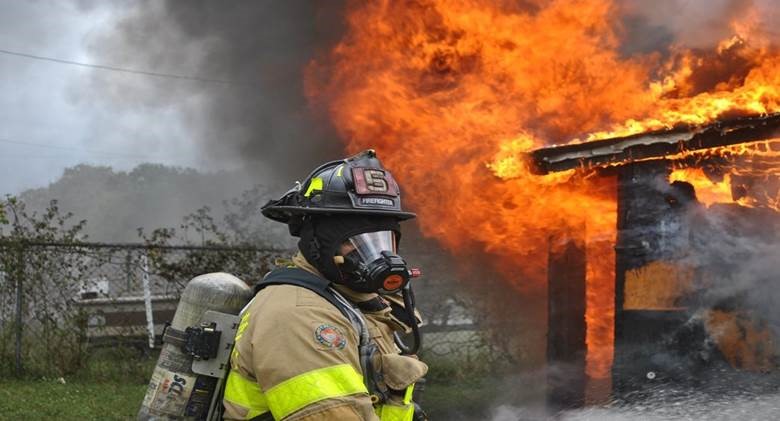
[686,203,780,340]
[86,0,347,183]
[619,0,767,50]
[83,0,779,182]
[559,391,780,420]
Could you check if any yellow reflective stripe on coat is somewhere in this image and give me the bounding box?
[376,403,415,421]
[232,309,252,361]
[223,370,270,419]
[265,363,368,420]
[375,384,415,421]
[403,384,415,405]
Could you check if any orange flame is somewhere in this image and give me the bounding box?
[669,168,735,206]
[306,0,780,383]
[669,139,780,210]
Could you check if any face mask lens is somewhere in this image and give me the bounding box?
[348,231,396,263]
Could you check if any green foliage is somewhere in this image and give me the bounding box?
[136,204,283,286]
[0,195,285,378]
[0,197,93,377]
[0,201,6,225]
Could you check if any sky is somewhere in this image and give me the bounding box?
[0,1,226,195]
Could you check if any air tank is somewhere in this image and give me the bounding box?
[138,272,252,420]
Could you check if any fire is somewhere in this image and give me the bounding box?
[668,139,780,209]
[305,0,780,383]
[669,167,734,206]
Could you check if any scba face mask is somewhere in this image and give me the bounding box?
[340,231,411,294]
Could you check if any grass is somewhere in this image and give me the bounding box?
[425,377,501,419]
[418,354,513,419]
[0,345,155,421]
[0,346,505,420]
[0,379,147,420]
[1,377,494,421]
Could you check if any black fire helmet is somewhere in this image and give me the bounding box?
[261,149,416,236]
[261,150,415,282]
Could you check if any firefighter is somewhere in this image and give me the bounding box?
[222,150,428,421]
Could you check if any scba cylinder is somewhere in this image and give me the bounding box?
[138,272,252,420]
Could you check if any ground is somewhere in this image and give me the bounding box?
[0,380,146,420]
[0,348,506,420]
[0,377,493,420]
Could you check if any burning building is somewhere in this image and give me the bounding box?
[536,113,780,409]
[303,0,780,412]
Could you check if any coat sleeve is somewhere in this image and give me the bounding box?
[247,285,378,421]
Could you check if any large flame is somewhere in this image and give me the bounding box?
[306,0,780,383]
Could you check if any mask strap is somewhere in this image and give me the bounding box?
[393,283,422,355]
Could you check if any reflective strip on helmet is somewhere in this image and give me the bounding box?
[223,370,270,419]
[304,177,324,197]
[336,164,345,177]
[265,363,368,420]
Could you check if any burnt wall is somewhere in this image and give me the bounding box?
[613,160,707,397]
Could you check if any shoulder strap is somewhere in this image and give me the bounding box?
[255,267,383,401]
[254,267,351,319]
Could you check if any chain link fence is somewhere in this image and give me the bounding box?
[0,240,514,380]
[0,241,283,377]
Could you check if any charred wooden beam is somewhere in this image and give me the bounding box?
[546,229,587,411]
[530,113,780,175]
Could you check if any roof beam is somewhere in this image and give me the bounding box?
[529,113,780,175]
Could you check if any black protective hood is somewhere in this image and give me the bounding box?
[298,214,401,283]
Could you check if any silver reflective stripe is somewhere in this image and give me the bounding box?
[329,287,370,348]
[329,287,377,397]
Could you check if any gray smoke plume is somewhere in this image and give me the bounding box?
[86,0,347,183]
[83,0,780,183]
[687,203,780,340]
[620,0,774,51]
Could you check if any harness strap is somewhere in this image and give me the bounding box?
[162,325,188,348]
[356,296,389,313]
[253,268,386,403]
[255,268,352,320]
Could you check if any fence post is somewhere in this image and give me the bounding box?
[141,252,155,349]
[125,251,132,292]
[14,242,24,377]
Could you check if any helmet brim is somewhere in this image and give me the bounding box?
[262,205,416,223]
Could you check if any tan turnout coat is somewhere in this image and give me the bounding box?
[223,253,427,420]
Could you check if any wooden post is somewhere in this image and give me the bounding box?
[546,228,587,411]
